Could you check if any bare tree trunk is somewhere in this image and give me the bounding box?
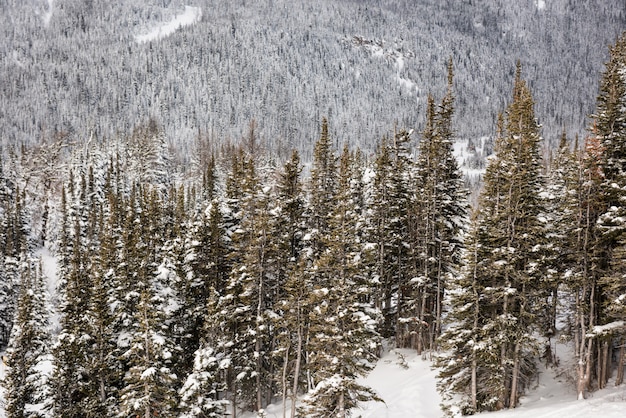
[282,345,289,418]
[575,287,588,400]
[597,340,604,390]
[616,341,625,386]
[500,279,510,409]
[338,390,345,418]
[583,337,594,399]
[434,242,444,351]
[509,342,521,408]
[598,338,610,389]
[471,356,477,412]
[470,243,479,412]
[291,310,303,418]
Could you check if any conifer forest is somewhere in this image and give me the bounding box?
[0,1,626,417]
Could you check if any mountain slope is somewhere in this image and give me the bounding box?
[0,0,623,158]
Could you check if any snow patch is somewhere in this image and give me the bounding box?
[535,0,546,11]
[135,6,202,44]
[37,0,55,27]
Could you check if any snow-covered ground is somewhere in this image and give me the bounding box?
[242,348,626,418]
[135,6,202,44]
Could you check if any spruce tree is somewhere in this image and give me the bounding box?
[3,256,52,418]
[308,118,337,258]
[410,60,467,353]
[117,188,180,418]
[51,176,95,417]
[592,31,626,390]
[370,132,413,339]
[302,146,381,418]
[438,63,544,412]
[270,150,308,418]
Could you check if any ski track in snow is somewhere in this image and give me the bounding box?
[135,6,202,44]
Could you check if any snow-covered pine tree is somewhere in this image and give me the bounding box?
[212,148,281,415]
[301,145,381,418]
[0,151,17,349]
[308,117,337,259]
[177,195,228,376]
[3,255,52,418]
[436,214,498,416]
[51,173,97,417]
[592,31,626,389]
[370,132,413,339]
[438,63,545,412]
[178,343,229,418]
[410,60,467,353]
[269,149,309,418]
[118,188,180,418]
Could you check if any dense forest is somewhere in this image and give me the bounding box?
[1,1,626,417]
[1,0,624,158]
[1,31,625,417]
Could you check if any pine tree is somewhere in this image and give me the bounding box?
[178,344,229,418]
[3,256,52,418]
[437,215,497,415]
[438,63,544,412]
[0,252,17,351]
[409,60,467,353]
[0,152,17,349]
[592,31,626,390]
[211,150,282,414]
[118,189,180,418]
[308,118,337,258]
[370,132,413,339]
[177,197,228,376]
[270,150,308,418]
[302,146,381,418]
[51,175,95,418]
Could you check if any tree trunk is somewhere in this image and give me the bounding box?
[417,286,428,353]
[282,345,289,418]
[338,390,345,418]
[509,342,521,408]
[291,312,303,418]
[471,355,477,412]
[616,341,625,386]
[599,338,611,389]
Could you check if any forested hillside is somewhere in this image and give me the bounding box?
[1,0,624,159]
[1,1,626,417]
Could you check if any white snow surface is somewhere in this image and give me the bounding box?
[241,348,626,418]
[135,6,202,44]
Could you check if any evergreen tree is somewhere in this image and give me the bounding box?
[118,189,180,418]
[370,131,413,339]
[409,60,467,353]
[3,256,52,418]
[0,152,17,349]
[212,150,280,414]
[178,344,229,418]
[302,146,381,418]
[270,150,308,418]
[308,118,337,258]
[51,176,95,418]
[592,31,626,390]
[438,63,544,412]
[437,215,497,416]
